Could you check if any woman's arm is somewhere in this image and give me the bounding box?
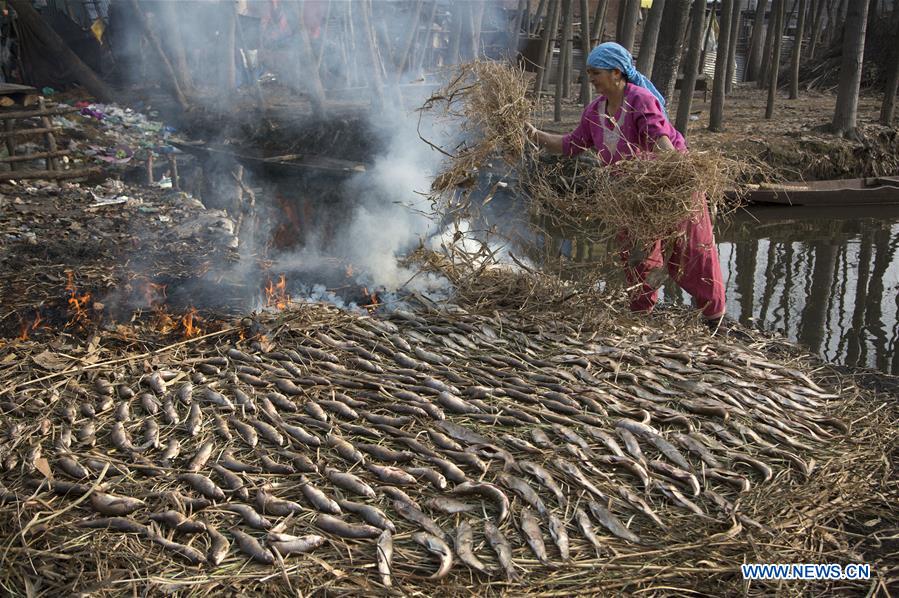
[654,135,676,152]
[527,124,566,154]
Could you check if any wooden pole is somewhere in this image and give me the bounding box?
[559,0,573,103]
[590,0,609,45]
[676,0,708,134]
[7,0,115,104]
[534,0,559,95]
[765,0,785,118]
[296,1,326,115]
[578,0,593,104]
[724,0,743,94]
[125,0,189,110]
[789,0,808,99]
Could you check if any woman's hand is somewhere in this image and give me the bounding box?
[525,122,539,142]
[524,123,566,154]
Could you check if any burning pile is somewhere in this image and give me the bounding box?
[0,291,893,595]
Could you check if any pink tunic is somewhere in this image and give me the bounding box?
[560,84,726,319]
[562,83,686,164]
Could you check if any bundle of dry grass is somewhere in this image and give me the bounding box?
[524,150,757,246]
[424,62,770,251]
[423,61,533,192]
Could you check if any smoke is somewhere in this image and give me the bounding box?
[104,1,523,312]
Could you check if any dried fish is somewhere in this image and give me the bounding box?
[222,503,272,530]
[574,508,603,550]
[149,510,207,534]
[187,439,215,472]
[337,499,395,531]
[393,499,444,536]
[78,517,148,535]
[497,472,547,515]
[367,463,415,485]
[90,492,145,516]
[451,481,510,522]
[547,513,570,561]
[178,473,225,501]
[412,532,453,579]
[148,527,207,564]
[299,476,341,514]
[325,467,376,498]
[484,519,518,579]
[315,514,381,538]
[377,529,393,587]
[206,525,230,566]
[212,464,248,501]
[587,500,641,544]
[256,488,303,516]
[269,533,326,556]
[519,507,551,565]
[230,528,274,564]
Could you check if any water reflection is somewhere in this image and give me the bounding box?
[667,206,899,375]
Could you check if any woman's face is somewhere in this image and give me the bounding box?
[587,67,622,96]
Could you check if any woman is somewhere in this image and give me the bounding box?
[528,42,726,326]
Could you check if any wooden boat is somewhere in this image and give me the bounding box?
[744,177,899,206]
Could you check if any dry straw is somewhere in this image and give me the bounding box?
[424,62,765,249]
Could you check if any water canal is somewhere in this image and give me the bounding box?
[664,205,899,375]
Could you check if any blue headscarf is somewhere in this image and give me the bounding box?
[586,42,667,111]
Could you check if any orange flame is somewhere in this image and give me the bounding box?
[264,274,289,310]
[18,311,42,340]
[361,287,381,311]
[181,306,204,338]
[64,271,92,326]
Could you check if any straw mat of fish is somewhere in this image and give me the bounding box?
[0,274,896,596]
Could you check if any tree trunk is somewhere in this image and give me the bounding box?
[531,0,547,34]
[555,0,572,121]
[699,0,718,78]
[579,0,593,104]
[743,0,768,81]
[535,0,560,95]
[725,0,743,94]
[881,16,899,124]
[709,0,735,131]
[470,0,486,59]
[757,0,777,87]
[675,0,708,134]
[562,0,573,98]
[396,0,424,77]
[618,0,641,52]
[223,2,237,91]
[789,0,808,99]
[158,1,193,93]
[636,0,666,74]
[650,0,692,103]
[296,1,326,114]
[356,0,386,108]
[448,2,464,64]
[765,0,785,118]
[122,0,188,109]
[590,0,609,44]
[8,0,116,103]
[808,0,825,60]
[830,0,870,137]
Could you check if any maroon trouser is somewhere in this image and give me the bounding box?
[618,196,726,319]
